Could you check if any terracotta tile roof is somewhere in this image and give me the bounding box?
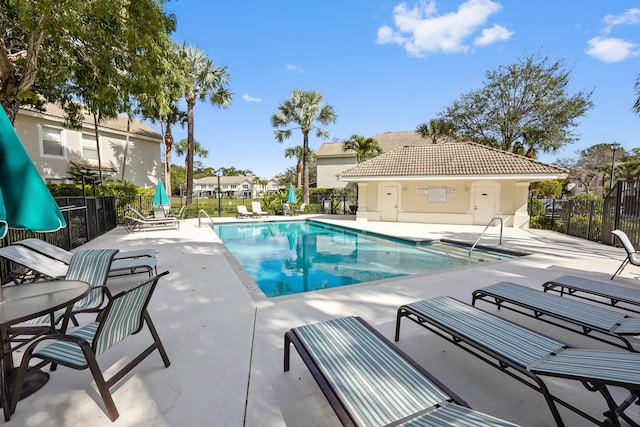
[317,130,434,157]
[20,103,161,140]
[338,142,568,179]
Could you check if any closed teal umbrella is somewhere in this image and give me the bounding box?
[286,184,297,204]
[0,107,66,238]
[152,181,170,206]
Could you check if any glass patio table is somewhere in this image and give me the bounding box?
[0,280,89,421]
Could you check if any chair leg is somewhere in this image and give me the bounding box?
[144,312,170,367]
[85,354,119,421]
[611,258,629,280]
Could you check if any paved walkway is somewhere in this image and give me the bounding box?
[8,215,640,426]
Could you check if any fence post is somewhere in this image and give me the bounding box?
[587,200,593,240]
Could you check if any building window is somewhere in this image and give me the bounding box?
[82,134,98,161]
[41,126,64,158]
[242,184,249,190]
[230,184,237,189]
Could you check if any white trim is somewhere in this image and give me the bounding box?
[339,174,567,182]
[38,124,67,159]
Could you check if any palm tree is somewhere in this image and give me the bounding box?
[179,44,232,206]
[271,90,337,204]
[342,135,382,162]
[174,138,209,170]
[416,118,458,143]
[285,146,316,188]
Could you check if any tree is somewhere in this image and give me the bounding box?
[415,119,458,143]
[218,166,253,176]
[271,90,337,204]
[342,135,382,162]
[556,143,624,196]
[179,44,232,207]
[0,0,177,123]
[285,146,316,188]
[174,138,209,172]
[634,74,640,117]
[440,54,594,158]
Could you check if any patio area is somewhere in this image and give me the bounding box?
[8,214,640,426]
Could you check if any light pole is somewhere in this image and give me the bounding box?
[217,171,222,217]
[610,142,620,190]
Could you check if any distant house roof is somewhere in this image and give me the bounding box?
[338,142,568,181]
[317,131,435,157]
[194,176,255,185]
[20,103,162,140]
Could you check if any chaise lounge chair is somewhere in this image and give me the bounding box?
[285,315,520,426]
[14,238,156,276]
[282,203,293,216]
[251,201,268,218]
[395,295,640,427]
[611,229,640,279]
[0,244,155,284]
[236,205,251,218]
[0,245,67,283]
[472,281,640,351]
[543,274,640,315]
[15,238,154,262]
[295,202,306,215]
[124,205,179,231]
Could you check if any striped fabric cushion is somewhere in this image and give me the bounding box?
[407,297,566,367]
[398,403,519,427]
[25,249,117,326]
[293,316,451,427]
[479,282,628,331]
[34,322,99,367]
[93,280,152,356]
[531,348,640,386]
[33,278,154,365]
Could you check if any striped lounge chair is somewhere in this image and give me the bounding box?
[543,275,640,315]
[395,296,640,427]
[14,238,157,277]
[10,271,171,421]
[285,316,520,426]
[471,281,640,351]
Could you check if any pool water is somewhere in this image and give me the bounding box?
[214,221,517,298]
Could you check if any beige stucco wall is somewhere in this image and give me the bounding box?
[355,179,532,227]
[317,156,357,189]
[14,113,161,188]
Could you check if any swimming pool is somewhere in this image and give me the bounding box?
[214,221,519,298]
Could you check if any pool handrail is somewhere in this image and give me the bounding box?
[469,217,503,258]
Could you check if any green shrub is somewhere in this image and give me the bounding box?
[529,215,553,229]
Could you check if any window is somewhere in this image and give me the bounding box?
[41,126,64,157]
[242,184,249,190]
[230,184,237,189]
[82,134,98,161]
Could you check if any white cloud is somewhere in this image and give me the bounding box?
[603,8,640,33]
[474,24,513,46]
[585,36,639,63]
[376,0,510,57]
[287,64,304,73]
[242,94,262,103]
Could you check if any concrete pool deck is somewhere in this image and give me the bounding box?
[8,214,640,426]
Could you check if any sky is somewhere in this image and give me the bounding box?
[154,0,640,179]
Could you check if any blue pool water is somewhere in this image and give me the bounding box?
[214,221,518,298]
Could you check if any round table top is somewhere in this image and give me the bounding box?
[0,281,90,327]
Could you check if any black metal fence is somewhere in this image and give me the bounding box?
[0,196,117,282]
[530,179,640,249]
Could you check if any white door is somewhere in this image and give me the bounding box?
[380,186,398,222]
[473,186,496,225]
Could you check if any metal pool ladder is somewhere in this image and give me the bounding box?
[198,209,214,227]
[469,217,503,257]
